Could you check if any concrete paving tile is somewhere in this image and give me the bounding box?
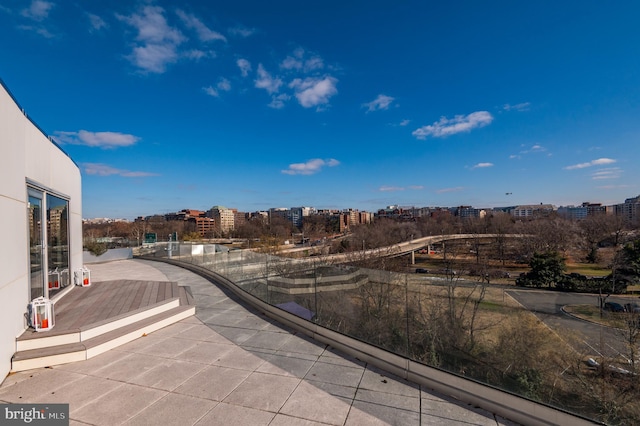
[128,358,207,391]
[304,361,364,388]
[256,353,315,378]
[421,397,498,425]
[72,383,165,425]
[273,350,319,362]
[278,334,326,356]
[346,400,421,426]
[358,365,419,397]
[207,325,259,344]
[0,369,84,403]
[280,380,352,425]
[198,310,250,326]
[317,347,365,368]
[355,388,419,412]
[303,379,357,400]
[173,365,251,401]
[134,336,201,358]
[269,414,329,426]
[232,315,274,330]
[0,370,42,388]
[90,260,169,282]
[171,323,233,344]
[177,341,235,364]
[42,375,123,413]
[243,347,278,357]
[240,330,294,351]
[177,315,204,324]
[194,401,275,426]
[223,372,300,412]
[116,333,168,352]
[123,392,217,426]
[212,346,267,371]
[91,352,161,382]
[56,347,133,374]
[145,321,197,338]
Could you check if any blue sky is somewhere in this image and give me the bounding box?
[2,1,639,219]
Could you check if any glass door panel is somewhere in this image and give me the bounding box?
[47,194,69,294]
[28,191,45,300]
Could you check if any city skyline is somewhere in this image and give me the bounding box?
[2,1,639,219]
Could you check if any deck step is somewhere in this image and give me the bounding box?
[11,285,196,372]
[11,305,195,372]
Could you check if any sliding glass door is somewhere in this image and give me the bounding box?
[27,186,70,300]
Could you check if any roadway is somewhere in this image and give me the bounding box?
[506,288,637,360]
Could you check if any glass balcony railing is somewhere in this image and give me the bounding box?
[139,242,636,425]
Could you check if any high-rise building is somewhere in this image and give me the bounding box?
[207,206,235,234]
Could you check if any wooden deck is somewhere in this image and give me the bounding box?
[18,280,186,342]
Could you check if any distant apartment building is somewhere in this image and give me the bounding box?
[269,208,289,223]
[335,209,373,233]
[621,195,640,224]
[248,211,269,222]
[511,204,555,218]
[558,202,609,220]
[207,206,235,234]
[455,205,486,219]
[288,207,315,228]
[376,206,415,220]
[558,205,588,220]
[193,216,215,237]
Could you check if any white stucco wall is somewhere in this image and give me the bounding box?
[0,81,82,381]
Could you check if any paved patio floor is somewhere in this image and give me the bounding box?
[0,259,518,425]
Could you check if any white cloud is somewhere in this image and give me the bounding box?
[17,24,54,38]
[363,94,395,112]
[471,162,494,169]
[268,94,291,109]
[280,48,324,72]
[399,119,410,126]
[203,77,231,97]
[503,102,530,112]
[511,144,547,159]
[591,167,622,180]
[379,186,405,192]
[289,76,338,108]
[436,186,465,194]
[82,163,158,178]
[412,111,493,139]
[228,26,256,38]
[282,158,340,175]
[184,49,215,60]
[596,184,632,189]
[237,58,251,77]
[564,158,616,170]
[21,0,53,21]
[378,185,423,192]
[176,10,226,42]
[217,77,231,91]
[255,64,282,94]
[87,13,107,31]
[54,130,140,149]
[117,6,186,73]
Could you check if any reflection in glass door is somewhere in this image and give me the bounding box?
[28,190,45,300]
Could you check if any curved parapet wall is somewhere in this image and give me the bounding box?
[0,79,82,380]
